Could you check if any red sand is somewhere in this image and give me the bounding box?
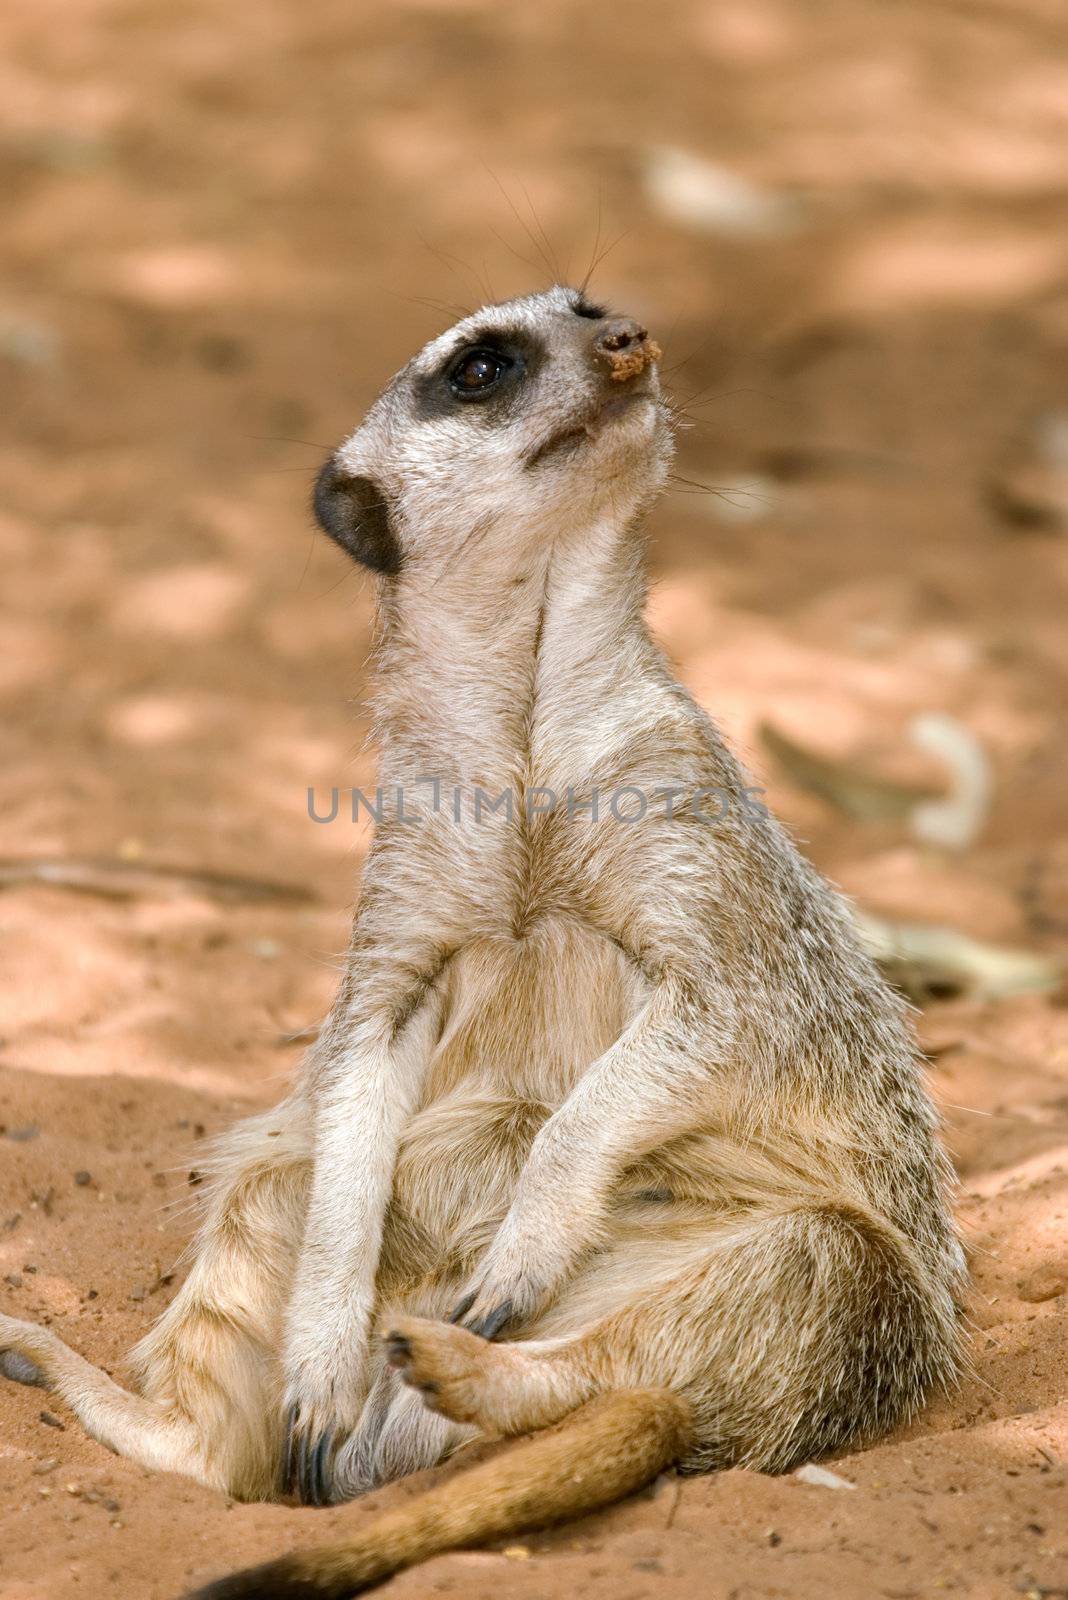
[2,0,1066,1594]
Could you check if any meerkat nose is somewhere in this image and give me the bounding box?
[591,317,662,382]
[595,317,648,354]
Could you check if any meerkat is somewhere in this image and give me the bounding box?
[0,286,965,1599]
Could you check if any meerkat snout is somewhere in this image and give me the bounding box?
[592,316,663,383]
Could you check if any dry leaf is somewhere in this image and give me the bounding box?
[858,913,1061,1004]
[758,722,936,823]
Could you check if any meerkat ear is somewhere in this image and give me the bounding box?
[312,459,403,574]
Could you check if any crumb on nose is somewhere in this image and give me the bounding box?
[592,317,662,382]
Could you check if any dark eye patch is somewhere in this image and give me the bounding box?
[411,327,544,423]
[571,295,607,320]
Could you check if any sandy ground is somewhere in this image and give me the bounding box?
[2,0,1068,1595]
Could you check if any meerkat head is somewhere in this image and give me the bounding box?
[312,286,672,580]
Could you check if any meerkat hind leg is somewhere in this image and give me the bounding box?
[0,1311,203,1476]
[1,1100,312,1497]
[388,1197,958,1473]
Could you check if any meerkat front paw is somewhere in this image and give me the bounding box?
[447,1212,583,1339]
[279,1338,370,1506]
[448,1134,609,1339]
[447,1274,536,1341]
[280,1379,365,1506]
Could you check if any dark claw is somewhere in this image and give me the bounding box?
[279,1403,299,1497]
[419,1380,441,1412]
[448,1292,477,1325]
[310,1428,334,1507]
[384,1331,411,1366]
[296,1426,314,1504]
[464,1299,514,1341]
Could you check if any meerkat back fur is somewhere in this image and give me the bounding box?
[0,287,964,1596]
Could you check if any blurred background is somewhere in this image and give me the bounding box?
[2,3,1067,1597]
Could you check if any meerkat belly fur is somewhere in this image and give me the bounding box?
[1,287,965,1598]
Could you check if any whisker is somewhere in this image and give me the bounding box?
[398,291,474,321]
[667,472,776,510]
[672,383,786,412]
[580,227,631,292]
[660,336,718,379]
[488,224,543,281]
[517,174,562,282]
[249,434,333,451]
[416,230,492,307]
[313,560,370,602]
[483,164,555,285]
[580,184,604,296]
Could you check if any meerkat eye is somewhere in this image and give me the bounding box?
[571,296,607,320]
[448,347,508,398]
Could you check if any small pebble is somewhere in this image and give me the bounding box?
[39,1411,65,1430]
[4,1273,23,1288]
[5,1125,40,1143]
[74,1170,92,1187]
[31,1459,58,1476]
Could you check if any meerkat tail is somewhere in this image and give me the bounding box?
[184,1388,691,1600]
